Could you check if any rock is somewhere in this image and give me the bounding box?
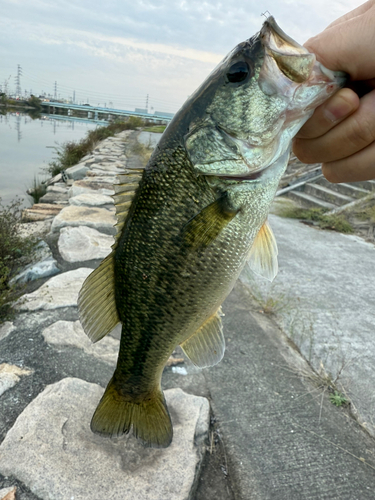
[58,226,113,262]
[68,178,115,197]
[46,173,62,186]
[19,219,52,239]
[46,184,68,194]
[39,191,69,204]
[11,256,60,284]
[51,206,116,235]
[0,322,15,342]
[11,241,60,285]
[22,203,65,222]
[0,378,209,500]
[0,364,32,397]
[42,320,119,365]
[65,163,90,180]
[69,193,114,207]
[17,268,92,311]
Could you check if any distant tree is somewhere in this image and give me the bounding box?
[27,95,42,110]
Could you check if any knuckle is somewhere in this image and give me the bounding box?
[348,114,375,149]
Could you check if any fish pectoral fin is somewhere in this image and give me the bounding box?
[248,219,278,282]
[91,377,173,448]
[78,253,120,343]
[182,194,237,249]
[180,307,225,368]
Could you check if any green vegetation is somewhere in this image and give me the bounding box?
[46,116,146,177]
[329,390,349,407]
[279,206,353,233]
[144,125,166,133]
[131,139,155,166]
[27,176,47,204]
[27,95,42,110]
[0,198,37,323]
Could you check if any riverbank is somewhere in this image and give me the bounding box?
[1,130,375,499]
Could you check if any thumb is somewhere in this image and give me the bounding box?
[304,5,375,81]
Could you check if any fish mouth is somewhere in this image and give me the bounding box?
[260,16,346,87]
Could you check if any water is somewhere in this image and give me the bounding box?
[0,112,100,208]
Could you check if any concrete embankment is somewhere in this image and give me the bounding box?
[1,130,375,500]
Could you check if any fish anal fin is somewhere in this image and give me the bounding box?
[183,194,237,249]
[181,308,225,368]
[248,219,278,282]
[91,377,173,448]
[78,253,120,343]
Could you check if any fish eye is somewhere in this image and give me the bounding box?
[226,61,250,84]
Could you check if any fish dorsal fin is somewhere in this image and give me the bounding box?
[183,194,238,249]
[180,308,225,368]
[112,169,144,249]
[78,254,120,343]
[248,219,278,282]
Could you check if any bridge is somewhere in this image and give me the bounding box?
[40,101,174,123]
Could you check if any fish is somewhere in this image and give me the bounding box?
[78,16,345,448]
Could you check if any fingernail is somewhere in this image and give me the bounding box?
[324,94,355,123]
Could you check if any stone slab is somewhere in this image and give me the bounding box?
[0,378,209,500]
[58,226,113,262]
[17,268,92,311]
[42,320,119,365]
[51,205,116,234]
[0,322,15,342]
[68,193,114,207]
[0,364,32,397]
[65,164,89,180]
[68,178,115,198]
[0,486,16,500]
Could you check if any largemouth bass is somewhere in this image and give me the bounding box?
[78,17,345,448]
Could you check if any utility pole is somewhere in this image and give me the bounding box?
[73,90,75,104]
[15,64,22,97]
[54,81,57,101]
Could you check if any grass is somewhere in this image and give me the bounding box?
[279,206,354,233]
[0,198,37,323]
[144,125,166,133]
[46,116,146,177]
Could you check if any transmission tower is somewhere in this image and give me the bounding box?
[54,81,57,101]
[15,65,22,97]
[145,94,149,113]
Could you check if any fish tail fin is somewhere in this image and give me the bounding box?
[91,377,173,448]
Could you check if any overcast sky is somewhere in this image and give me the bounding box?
[0,0,364,114]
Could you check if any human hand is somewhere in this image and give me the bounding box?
[293,0,375,183]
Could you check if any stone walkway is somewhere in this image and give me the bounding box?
[0,131,210,500]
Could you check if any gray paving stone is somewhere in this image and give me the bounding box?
[17,268,92,311]
[68,193,113,207]
[0,364,32,397]
[51,206,116,234]
[0,322,15,342]
[0,378,209,500]
[42,320,119,365]
[58,226,113,262]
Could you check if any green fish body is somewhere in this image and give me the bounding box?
[78,17,345,447]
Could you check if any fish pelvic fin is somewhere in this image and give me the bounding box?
[248,219,278,282]
[78,253,120,343]
[182,193,238,250]
[180,307,225,368]
[91,377,173,448]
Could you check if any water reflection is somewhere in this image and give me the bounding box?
[0,111,98,207]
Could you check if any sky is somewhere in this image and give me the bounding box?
[0,0,364,114]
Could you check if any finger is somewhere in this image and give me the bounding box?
[304,6,375,80]
[295,88,359,139]
[325,0,374,29]
[293,89,375,164]
[322,141,375,183]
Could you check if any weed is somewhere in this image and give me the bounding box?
[279,206,353,233]
[0,198,37,322]
[329,390,349,407]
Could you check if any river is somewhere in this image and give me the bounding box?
[0,112,99,208]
